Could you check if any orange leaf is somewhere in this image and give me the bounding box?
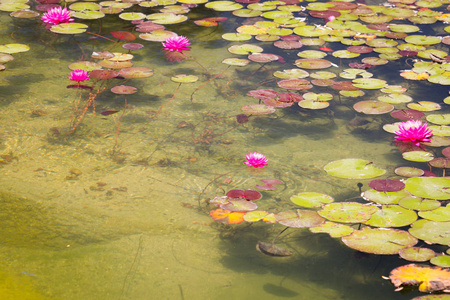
[209,209,245,224]
[389,263,450,293]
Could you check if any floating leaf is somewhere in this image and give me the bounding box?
[407,101,441,112]
[294,58,331,69]
[430,255,450,268]
[0,43,29,54]
[402,151,434,162]
[394,167,424,177]
[324,158,386,179]
[398,196,441,212]
[222,58,249,66]
[318,202,378,223]
[119,67,153,79]
[365,205,417,227]
[228,44,263,55]
[111,31,136,41]
[111,85,137,95]
[50,23,88,35]
[243,211,269,222]
[309,221,354,238]
[170,74,198,83]
[389,264,450,292]
[418,205,450,222]
[146,13,188,25]
[399,247,436,262]
[368,179,405,192]
[353,100,394,115]
[362,189,411,205]
[89,69,119,79]
[409,219,450,245]
[209,208,245,224]
[220,198,258,212]
[275,210,325,228]
[277,79,312,90]
[342,227,417,255]
[290,192,334,208]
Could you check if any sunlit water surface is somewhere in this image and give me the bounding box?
[0,0,448,299]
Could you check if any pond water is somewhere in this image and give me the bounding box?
[0,0,449,299]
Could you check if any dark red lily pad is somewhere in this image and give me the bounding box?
[111,85,137,94]
[311,79,335,87]
[368,179,406,192]
[281,35,301,41]
[278,92,303,102]
[399,50,418,57]
[390,109,425,121]
[309,10,340,20]
[226,189,262,201]
[111,31,136,41]
[89,69,119,79]
[348,62,374,69]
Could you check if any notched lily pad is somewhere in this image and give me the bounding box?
[324,158,386,179]
[318,202,378,223]
[290,192,334,208]
[275,210,325,228]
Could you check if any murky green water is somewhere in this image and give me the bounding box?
[0,0,448,299]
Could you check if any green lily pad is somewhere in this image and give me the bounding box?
[324,158,386,179]
[352,78,387,89]
[381,85,407,94]
[68,61,102,71]
[361,57,389,65]
[146,13,188,24]
[362,189,411,205]
[339,69,373,79]
[221,33,251,41]
[0,43,29,54]
[399,247,436,262]
[139,30,177,42]
[342,227,418,255]
[273,69,309,79]
[332,50,360,59]
[303,92,332,101]
[318,202,378,223]
[378,94,413,104]
[419,205,450,222]
[405,35,442,46]
[404,177,450,200]
[407,101,441,112]
[0,3,29,12]
[256,34,280,42]
[395,167,424,177]
[69,2,102,11]
[309,221,354,238]
[297,50,327,59]
[402,151,434,162]
[119,12,146,21]
[428,74,450,85]
[232,9,261,18]
[50,23,88,35]
[243,210,269,222]
[298,100,329,110]
[398,196,441,211]
[340,90,365,97]
[389,24,420,33]
[427,114,450,125]
[365,205,417,227]
[170,74,198,83]
[228,44,263,55]
[275,209,325,228]
[72,11,105,19]
[409,219,450,245]
[293,25,332,37]
[365,38,398,48]
[429,126,450,136]
[205,0,243,11]
[290,192,334,208]
[310,71,336,79]
[294,58,331,69]
[222,58,249,66]
[430,255,450,267]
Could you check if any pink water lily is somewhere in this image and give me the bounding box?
[68,69,90,82]
[162,35,191,53]
[41,6,74,25]
[394,120,432,147]
[244,152,268,168]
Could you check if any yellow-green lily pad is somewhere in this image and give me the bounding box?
[362,189,411,205]
[50,23,88,35]
[324,158,386,179]
[399,247,436,262]
[404,177,450,200]
[418,205,450,222]
[290,192,334,208]
[318,202,378,223]
[427,114,450,125]
[365,205,417,227]
[402,151,434,162]
[309,221,354,238]
[409,219,450,245]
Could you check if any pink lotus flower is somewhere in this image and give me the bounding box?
[41,6,74,25]
[162,35,191,53]
[394,120,432,147]
[244,152,268,168]
[68,69,89,82]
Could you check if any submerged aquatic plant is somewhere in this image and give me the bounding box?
[394,120,432,147]
[244,152,268,168]
[68,69,89,82]
[41,7,74,25]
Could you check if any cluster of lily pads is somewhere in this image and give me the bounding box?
[1,0,450,296]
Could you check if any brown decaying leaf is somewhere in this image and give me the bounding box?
[389,264,450,293]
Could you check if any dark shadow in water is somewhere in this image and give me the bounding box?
[263,283,298,298]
